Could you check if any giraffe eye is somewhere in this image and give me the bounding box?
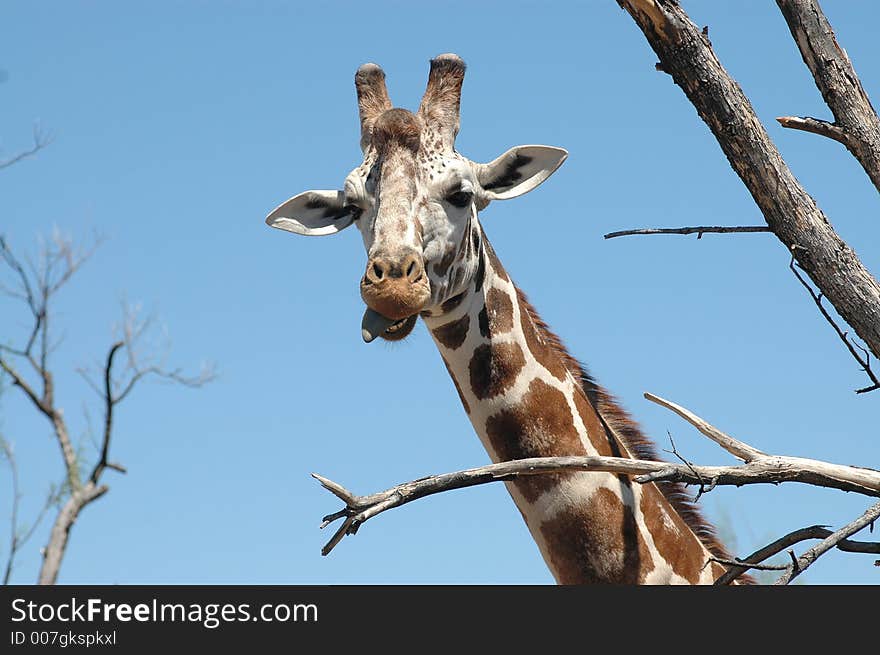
[446,190,473,208]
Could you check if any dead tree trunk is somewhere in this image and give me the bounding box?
[776,0,880,195]
[616,0,880,363]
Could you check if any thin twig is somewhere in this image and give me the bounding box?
[0,440,54,585]
[789,255,880,394]
[1,440,20,585]
[708,556,788,572]
[0,126,52,170]
[643,392,764,462]
[714,524,880,585]
[663,431,709,501]
[2,232,213,584]
[0,359,52,418]
[604,225,771,240]
[773,502,880,585]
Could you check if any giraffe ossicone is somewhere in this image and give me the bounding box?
[265,54,746,584]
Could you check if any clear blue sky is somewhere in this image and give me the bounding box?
[1,1,878,585]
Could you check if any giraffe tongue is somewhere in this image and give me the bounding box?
[361,307,400,343]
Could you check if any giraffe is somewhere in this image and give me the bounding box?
[265,54,744,584]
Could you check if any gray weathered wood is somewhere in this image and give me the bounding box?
[616,0,880,361]
[314,392,880,556]
[776,0,880,195]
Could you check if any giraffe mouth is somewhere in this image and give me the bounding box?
[361,307,417,343]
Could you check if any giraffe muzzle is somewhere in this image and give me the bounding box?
[359,251,430,342]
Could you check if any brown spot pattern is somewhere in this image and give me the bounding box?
[639,483,704,584]
[477,306,489,337]
[431,314,470,350]
[468,342,525,400]
[485,288,514,335]
[517,293,568,382]
[505,286,741,581]
[485,379,586,503]
[572,388,620,458]
[541,487,654,584]
[478,288,514,338]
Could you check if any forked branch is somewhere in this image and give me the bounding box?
[0,125,53,170]
[776,0,880,195]
[1,233,213,584]
[614,0,880,363]
[314,393,880,560]
[772,501,880,585]
[789,255,879,394]
[714,523,880,585]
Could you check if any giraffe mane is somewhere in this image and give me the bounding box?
[514,288,752,581]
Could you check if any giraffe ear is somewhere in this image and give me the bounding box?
[265,190,357,237]
[475,145,568,202]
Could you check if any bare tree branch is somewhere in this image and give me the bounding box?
[36,312,212,584]
[312,392,880,555]
[0,125,52,170]
[1,232,101,397]
[604,225,771,240]
[89,342,123,485]
[313,451,880,556]
[2,231,213,584]
[1,439,55,585]
[714,524,880,585]
[776,0,880,194]
[38,483,107,585]
[772,501,880,585]
[776,116,850,146]
[0,358,52,418]
[614,0,880,363]
[2,439,22,585]
[788,255,880,394]
[643,392,765,462]
[708,557,789,572]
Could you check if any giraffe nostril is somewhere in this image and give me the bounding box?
[373,263,384,280]
[404,256,424,283]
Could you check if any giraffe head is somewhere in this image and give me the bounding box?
[266,54,567,342]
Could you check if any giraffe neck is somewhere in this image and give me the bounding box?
[422,228,731,584]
